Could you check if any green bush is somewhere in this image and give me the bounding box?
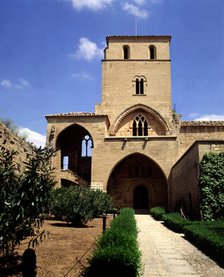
[0,147,55,256]
[150,207,166,220]
[199,152,224,220]
[49,186,113,226]
[184,220,224,257]
[84,208,142,277]
[162,213,191,233]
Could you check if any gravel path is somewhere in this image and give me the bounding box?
[136,214,224,277]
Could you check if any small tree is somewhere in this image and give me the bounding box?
[49,186,113,226]
[0,146,55,256]
[199,152,224,220]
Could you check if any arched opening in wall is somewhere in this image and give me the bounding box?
[134,185,149,209]
[149,45,156,60]
[81,135,92,157]
[107,153,168,209]
[62,156,69,170]
[61,179,78,188]
[56,124,93,186]
[123,45,130,60]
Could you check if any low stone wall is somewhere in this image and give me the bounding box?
[0,122,34,173]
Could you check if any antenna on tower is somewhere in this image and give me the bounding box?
[135,15,138,35]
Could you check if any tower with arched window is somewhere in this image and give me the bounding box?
[46,35,224,216]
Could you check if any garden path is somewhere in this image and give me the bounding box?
[136,214,224,277]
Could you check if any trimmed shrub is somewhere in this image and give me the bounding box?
[184,220,224,257]
[150,207,166,220]
[49,186,113,226]
[83,208,142,277]
[162,213,191,233]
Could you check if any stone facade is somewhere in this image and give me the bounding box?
[0,122,33,173]
[46,35,224,213]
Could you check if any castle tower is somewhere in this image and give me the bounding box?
[96,35,172,135]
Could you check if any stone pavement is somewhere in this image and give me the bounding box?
[135,214,224,277]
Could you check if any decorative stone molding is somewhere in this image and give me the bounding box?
[110,104,171,135]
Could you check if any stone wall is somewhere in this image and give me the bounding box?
[0,122,33,173]
[170,140,224,216]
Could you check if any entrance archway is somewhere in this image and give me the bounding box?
[107,153,168,209]
[134,185,149,209]
[56,124,93,187]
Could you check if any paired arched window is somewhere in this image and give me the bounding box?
[149,45,156,60]
[136,78,144,95]
[132,114,148,136]
[81,135,92,157]
[133,75,146,95]
[123,45,130,60]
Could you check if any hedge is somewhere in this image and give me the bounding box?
[150,207,224,261]
[150,207,166,220]
[162,213,191,233]
[83,208,142,277]
[184,220,224,257]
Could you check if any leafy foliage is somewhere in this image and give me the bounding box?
[49,186,113,226]
[83,208,142,277]
[199,152,224,220]
[150,207,166,220]
[0,147,55,255]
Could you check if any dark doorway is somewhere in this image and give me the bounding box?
[134,185,149,209]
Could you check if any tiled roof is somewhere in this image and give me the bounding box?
[181,121,224,127]
[45,112,106,118]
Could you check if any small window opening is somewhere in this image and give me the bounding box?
[82,135,92,157]
[135,78,144,94]
[136,79,140,94]
[149,45,156,60]
[132,115,148,136]
[140,78,144,94]
[123,45,130,60]
[62,156,69,170]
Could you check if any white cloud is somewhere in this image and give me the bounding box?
[18,127,46,148]
[72,71,93,80]
[122,2,149,19]
[72,37,104,61]
[0,78,29,89]
[67,0,114,11]
[1,79,12,88]
[15,78,30,89]
[133,0,145,5]
[193,114,224,121]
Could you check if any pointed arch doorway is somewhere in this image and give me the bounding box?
[107,153,168,209]
[134,185,149,209]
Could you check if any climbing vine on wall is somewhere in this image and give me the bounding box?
[199,152,224,220]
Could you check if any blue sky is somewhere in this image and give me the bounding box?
[0,0,223,147]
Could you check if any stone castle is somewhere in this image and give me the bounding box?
[45,35,224,215]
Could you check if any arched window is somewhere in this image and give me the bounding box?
[81,135,92,157]
[132,115,148,136]
[123,45,130,60]
[135,77,144,94]
[136,79,140,94]
[149,45,156,60]
[62,156,69,170]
